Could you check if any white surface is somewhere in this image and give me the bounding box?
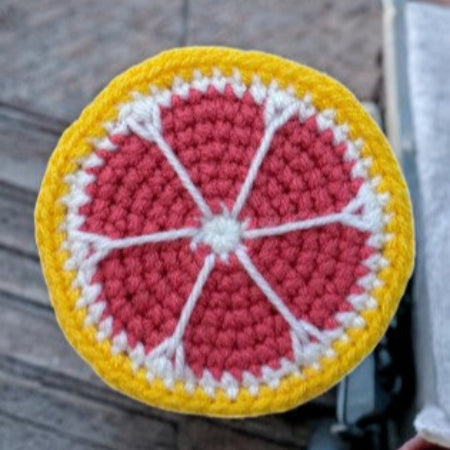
[415,406,450,447]
[407,2,450,446]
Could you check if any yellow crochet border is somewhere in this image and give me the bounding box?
[35,47,414,418]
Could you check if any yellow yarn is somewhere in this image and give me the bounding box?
[35,47,414,417]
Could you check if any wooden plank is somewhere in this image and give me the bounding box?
[0,411,100,450]
[0,183,48,307]
[0,351,328,450]
[0,181,37,256]
[218,400,334,449]
[0,247,48,306]
[0,359,177,449]
[177,417,303,450]
[0,290,94,381]
[0,0,185,122]
[0,352,172,425]
[0,103,61,192]
[186,0,382,101]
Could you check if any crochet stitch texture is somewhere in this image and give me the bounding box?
[35,47,414,417]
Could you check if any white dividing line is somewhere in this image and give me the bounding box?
[70,227,199,251]
[243,211,374,239]
[244,179,385,239]
[125,116,212,218]
[145,253,216,362]
[231,102,300,218]
[235,247,332,346]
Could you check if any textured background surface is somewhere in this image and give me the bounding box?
[0,0,382,448]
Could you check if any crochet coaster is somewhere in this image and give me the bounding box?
[35,47,414,417]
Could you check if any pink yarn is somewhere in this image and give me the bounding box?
[79,86,374,381]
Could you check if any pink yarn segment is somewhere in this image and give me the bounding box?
[79,86,374,381]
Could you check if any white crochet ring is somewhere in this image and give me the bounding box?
[35,47,414,417]
[60,71,389,399]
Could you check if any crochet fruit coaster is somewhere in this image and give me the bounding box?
[35,47,414,417]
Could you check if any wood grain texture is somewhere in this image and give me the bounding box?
[0,360,177,450]
[0,0,389,446]
[0,412,101,450]
[0,0,185,121]
[186,0,382,101]
[0,0,381,125]
[0,102,61,191]
[177,418,298,450]
[0,385,175,450]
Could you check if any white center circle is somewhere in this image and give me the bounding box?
[200,215,243,255]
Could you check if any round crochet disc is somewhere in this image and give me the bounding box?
[35,47,414,417]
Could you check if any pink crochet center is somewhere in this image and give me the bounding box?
[79,85,374,382]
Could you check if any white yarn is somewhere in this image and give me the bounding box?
[235,247,334,347]
[71,227,198,251]
[145,254,215,370]
[231,100,301,218]
[190,211,246,260]
[244,211,371,240]
[124,106,212,218]
[64,70,390,399]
